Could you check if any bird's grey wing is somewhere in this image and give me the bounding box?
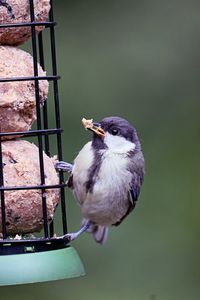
[113,170,144,226]
[129,170,143,203]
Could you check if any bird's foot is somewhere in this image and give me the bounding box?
[55,161,73,173]
[60,221,91,242]
[62,232,80,242]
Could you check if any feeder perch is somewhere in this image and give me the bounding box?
[0,0,85,286]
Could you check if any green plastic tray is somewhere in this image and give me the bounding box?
[0,246,85,286]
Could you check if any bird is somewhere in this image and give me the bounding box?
[56,116,145,244]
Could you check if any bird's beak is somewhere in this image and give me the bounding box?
[82,118,105,137]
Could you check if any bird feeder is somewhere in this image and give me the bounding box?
[0,0,84,285]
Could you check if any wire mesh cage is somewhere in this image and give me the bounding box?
[0,0,84,285]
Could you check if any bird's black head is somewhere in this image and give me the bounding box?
[90,116,141,152]
[100,116,137,142]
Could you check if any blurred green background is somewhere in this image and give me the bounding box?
[2,0,200,299]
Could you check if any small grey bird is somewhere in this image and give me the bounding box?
[56,116,145,244]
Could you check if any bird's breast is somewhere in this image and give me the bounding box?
[75,148,132,225]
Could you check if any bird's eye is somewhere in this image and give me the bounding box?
[111,128,119,135]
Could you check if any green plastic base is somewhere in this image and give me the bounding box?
[0,246,85,286]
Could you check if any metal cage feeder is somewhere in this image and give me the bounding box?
[0,0,84,286]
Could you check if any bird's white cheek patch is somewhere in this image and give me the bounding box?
[104,133,136,153]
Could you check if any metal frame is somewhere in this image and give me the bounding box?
[0,0,69,254]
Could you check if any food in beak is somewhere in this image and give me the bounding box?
[82,118,105,137]
[82,118,93,129]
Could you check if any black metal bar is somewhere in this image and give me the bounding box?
[0,21,56,28]
[0,237,67,244]
[0,75,60,83]
[38,32,51,158]
[0,128,62,138]
[38,32,55,237]
[29,0,49,238]
[0,183,67,192]
[49,0,68,234]
[0,240,70,256]
[0,137,7,239]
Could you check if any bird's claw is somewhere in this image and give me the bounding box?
[62,233,78,242]
[55,161,73,173]
[60,222,91,242]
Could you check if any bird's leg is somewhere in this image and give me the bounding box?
[60,221,91,242]
[55,161,73,173]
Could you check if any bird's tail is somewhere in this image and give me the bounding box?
[81,219,109,245]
